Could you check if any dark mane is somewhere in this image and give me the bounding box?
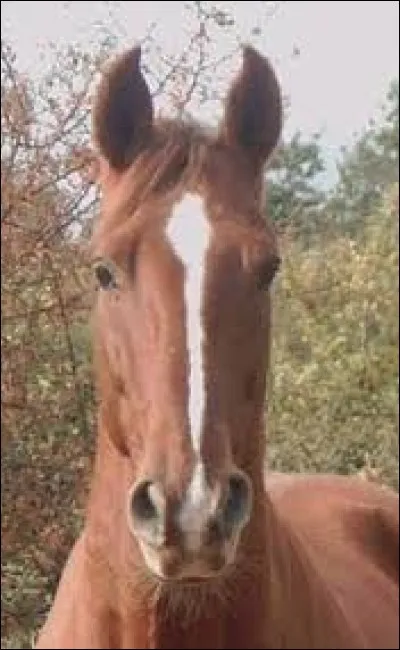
[90,114,270,261]
[91,118,214,254]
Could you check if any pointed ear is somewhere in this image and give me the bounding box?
[219,46,283,170]
[92,45,153,170]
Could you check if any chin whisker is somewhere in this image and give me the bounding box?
[122,544,266,627]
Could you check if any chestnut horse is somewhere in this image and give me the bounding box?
[35,44,399,649]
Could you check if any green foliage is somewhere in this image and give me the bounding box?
[329,80,399,229]
[266,130,326,224]
[268,184,399,489]
[1,554,53,650]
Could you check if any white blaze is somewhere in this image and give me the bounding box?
[166,193,211,516]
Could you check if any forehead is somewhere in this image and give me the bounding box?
[167,193,211,267]
[92,121,276,262]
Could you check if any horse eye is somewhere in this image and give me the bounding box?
[255,254,281,290]
[94,260,118,290]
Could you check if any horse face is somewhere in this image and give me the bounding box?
[91,45,282,581]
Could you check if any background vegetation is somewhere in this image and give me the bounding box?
[1,3,398,647]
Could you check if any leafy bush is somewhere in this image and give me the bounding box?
[268,184,399,489]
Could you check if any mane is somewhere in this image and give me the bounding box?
[91,118,214,258]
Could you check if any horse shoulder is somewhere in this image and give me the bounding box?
[34,531,115,649]
[265,473,399,649]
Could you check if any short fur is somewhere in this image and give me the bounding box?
[35,43,399,649]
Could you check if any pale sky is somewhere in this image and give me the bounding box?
[2,1,399,187]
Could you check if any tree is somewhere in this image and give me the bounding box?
[328,79,399,229]
[265,130,326,231]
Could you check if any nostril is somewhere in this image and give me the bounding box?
[131,480,160,523]
[223,472,253,532]
[128,480,167,550]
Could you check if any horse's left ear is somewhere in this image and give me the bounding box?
[92,45,153,171]
[219,45,283,171]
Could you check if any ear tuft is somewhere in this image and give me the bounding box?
[219,45,283,170]
[92,45,153,170]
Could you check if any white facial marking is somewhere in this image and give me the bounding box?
[166,193,211,526]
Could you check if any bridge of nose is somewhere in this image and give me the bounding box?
[178,464,218,520]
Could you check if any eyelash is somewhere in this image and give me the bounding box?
[254,254,281,290]
[94,259,119,290]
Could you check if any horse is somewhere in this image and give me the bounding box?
[35,44,399,649]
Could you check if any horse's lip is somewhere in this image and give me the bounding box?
[147,564,228,584]
[158,573,223,585]
[176,571,224,583]
[136,537,232,583]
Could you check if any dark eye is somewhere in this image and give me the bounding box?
[94,259,118,290]
[255,253,281,290]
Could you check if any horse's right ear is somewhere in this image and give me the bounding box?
[92,46,153,171]
[218,46,282,172]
